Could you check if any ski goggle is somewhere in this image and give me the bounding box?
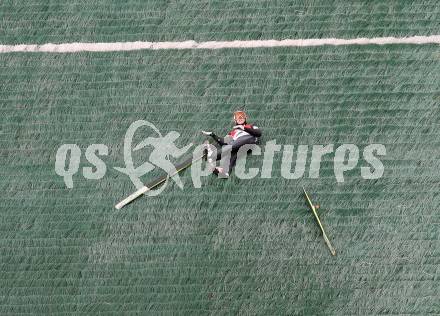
[233,111,247,122]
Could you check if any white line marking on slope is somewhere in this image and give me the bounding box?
[1,35,439,53]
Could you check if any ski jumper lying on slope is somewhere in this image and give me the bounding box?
[202,111,262,177]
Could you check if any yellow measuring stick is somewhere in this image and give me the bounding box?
[302,187,336,256]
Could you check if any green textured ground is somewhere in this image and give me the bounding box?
[1,1,440,44]
[1,1,440,315]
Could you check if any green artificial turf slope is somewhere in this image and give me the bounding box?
[1,44,440,314]
[1,0,440,44]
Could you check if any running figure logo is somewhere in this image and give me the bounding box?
[114,120,193,195]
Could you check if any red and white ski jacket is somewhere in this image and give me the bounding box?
[210,124,262,146]
[228,124,262,141]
